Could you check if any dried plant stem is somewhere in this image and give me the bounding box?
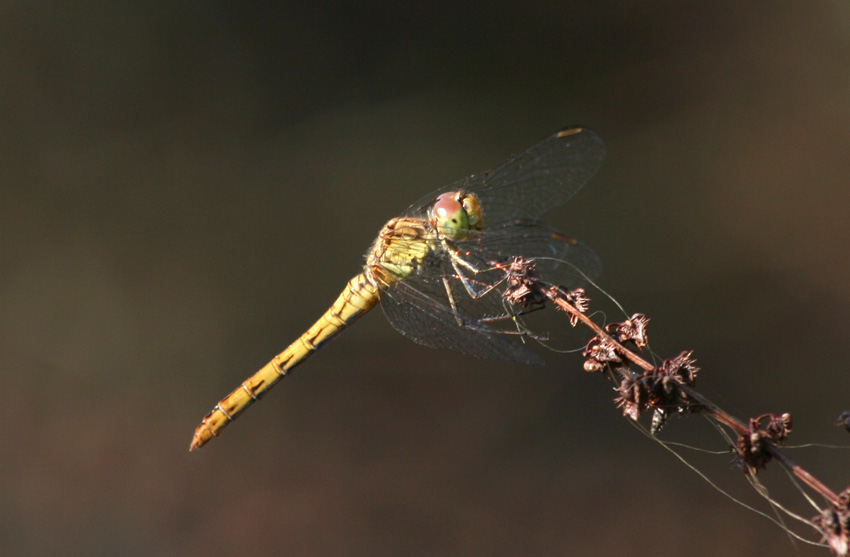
[573,297,839,506]
[501,257,850,555]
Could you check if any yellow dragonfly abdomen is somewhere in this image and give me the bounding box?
[190,272,379,450]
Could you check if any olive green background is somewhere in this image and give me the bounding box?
[3,2,850,555]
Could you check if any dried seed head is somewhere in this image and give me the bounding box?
[732,413,793,473]
[608,313,650,348]
[764,413,792,445]
[501,258,543,306]
[614,375,643,421]
[815,490,850,557]
[664,351,699,385]
[582,338,622,372]
[583,358,606,373]
[564,288,589,314]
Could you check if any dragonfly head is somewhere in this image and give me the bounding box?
[431,191,483,240]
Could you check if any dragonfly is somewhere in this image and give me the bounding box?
[190,126,605,450]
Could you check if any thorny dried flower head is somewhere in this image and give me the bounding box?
[606,313,650,348]
[501,257,549,307]
[582,337,622,371]
[615,374,644,421]
[732,413,793,474]
[816,487,850,556]
[612,351,701,426]
[560,287,589,325]
[659,350,700,387]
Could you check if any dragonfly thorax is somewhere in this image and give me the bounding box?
[366,217,436,287]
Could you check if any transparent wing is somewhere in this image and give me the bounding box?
[457,219,601,290]
[379,220,599,363]
[402,127,605,224]
[381,277,545,365]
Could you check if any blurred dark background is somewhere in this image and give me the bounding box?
[3,2,850,555]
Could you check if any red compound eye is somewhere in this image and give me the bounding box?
[433,192,462,220]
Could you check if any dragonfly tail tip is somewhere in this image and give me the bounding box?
[189,433,206,452]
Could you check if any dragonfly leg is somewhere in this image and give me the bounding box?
[439,238,507,299]
[441,275,466,327]
[479,305,549,341]
[479,304,546,322]
[449,255,510,299]
[446,254,550,341]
